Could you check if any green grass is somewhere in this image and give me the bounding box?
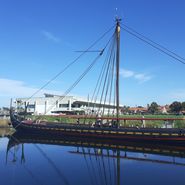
[118,114,185,128]
[0,119,10,127]
[26,114,185,128]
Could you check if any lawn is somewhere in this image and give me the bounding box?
[28,114,185,128]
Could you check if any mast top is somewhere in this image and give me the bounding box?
[115,16,122,23]
[115,17,121,34]
[115,17,122,25]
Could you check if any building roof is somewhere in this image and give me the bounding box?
[128,107,148,112]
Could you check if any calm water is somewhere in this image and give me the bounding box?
[1,129,185,185]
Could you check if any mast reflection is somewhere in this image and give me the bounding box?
[6,131,185,185]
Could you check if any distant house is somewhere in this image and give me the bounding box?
[128,107,148,114]
[158,105,169,114]
[181,110,185,115]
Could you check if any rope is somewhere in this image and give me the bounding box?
[81,34,116,123]
[122,23,185,62]
[8,134,70,185]
[101,150,108,185]
[97,33,117,115]
[102,44,116,116]
[35,144,70,185]
[90,33,116,111]
[108,53,116,117]
[24,24,115,102]
[98,47,114,114]
[87,148,100,185]
[83,32,117,121]
[121,25,185,65]
[94,149,104,185]
[7,149,45,185]
[107,150,113,185]
[44,52,103,115]
[82,148,96,185]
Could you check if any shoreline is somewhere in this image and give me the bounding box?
[0,127,14,137]
[0,119,11,128]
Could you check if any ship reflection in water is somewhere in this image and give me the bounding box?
[1,131,185,185]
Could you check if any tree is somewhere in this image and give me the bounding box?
[182,102,185,110]
[148,102,159,114]
[169,101,182,114]
[121,106,130,114]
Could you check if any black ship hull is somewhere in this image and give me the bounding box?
[10,110,185,144]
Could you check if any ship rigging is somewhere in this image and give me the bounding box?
[10,18,185,143]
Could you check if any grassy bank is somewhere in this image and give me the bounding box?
[0,127,14,137]
[119,114,185,128]
[0,119,11,127]
[1,114,184,129]
[28,114,185,128]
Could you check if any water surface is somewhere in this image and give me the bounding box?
[1,129,185,185]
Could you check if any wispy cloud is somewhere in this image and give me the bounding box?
[0,78,62,106]
[134,74,152,83]
[0,78,33,97]
[41,30,60,43]
[120,68,152,83]
[120,69,134,78]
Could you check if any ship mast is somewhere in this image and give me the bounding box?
[115,18,121,126]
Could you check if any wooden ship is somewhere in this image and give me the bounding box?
[10,18,185,143]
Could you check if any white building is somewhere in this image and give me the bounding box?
[15,94,121,115]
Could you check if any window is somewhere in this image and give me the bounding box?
[27,104,35,109]
[59,104,69,108]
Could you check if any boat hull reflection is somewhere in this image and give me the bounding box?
[8,131,185,158]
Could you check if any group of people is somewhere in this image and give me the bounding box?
[76,116,119,128]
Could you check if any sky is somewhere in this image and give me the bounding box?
[0,0,185,107]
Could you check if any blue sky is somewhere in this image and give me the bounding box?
[0,0,185,107]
